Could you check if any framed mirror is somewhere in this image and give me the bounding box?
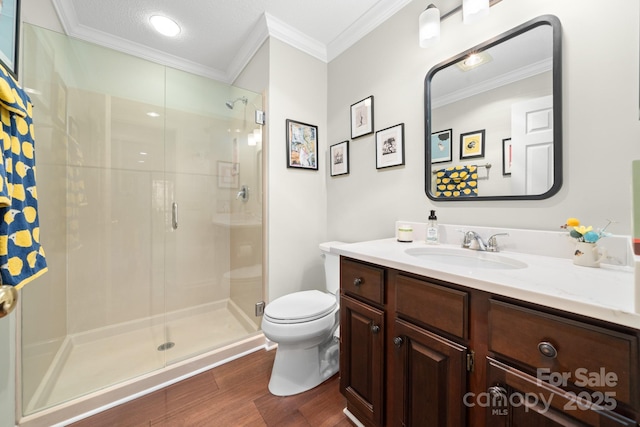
[425,15,562,201]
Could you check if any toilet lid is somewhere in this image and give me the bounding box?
[264,290,337,324]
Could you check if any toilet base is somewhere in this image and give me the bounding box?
[267,335,339,396]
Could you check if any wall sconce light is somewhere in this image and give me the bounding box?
[463,0,490,24]
[419,4,440,48]
[419,0,496,48]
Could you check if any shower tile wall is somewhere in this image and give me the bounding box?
[20,24,263,416]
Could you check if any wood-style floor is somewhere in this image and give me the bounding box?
[69,349,350,427]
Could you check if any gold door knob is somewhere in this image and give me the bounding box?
[0,285,18,318]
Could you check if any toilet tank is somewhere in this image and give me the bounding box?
[319,241,345,294]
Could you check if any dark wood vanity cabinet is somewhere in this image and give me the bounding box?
[392,318,468,426]
[340,259,386,426]
[486,357,637,427]
[392,273,470,426]
[339,256,640,427]
[340,295,385,426]
[486,299,639,426]
[340,259,472,426]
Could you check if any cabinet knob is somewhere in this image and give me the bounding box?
[353,277,363,287]
[371,325,380,334]
[537,341,558,359]
[393,336,403,347]
[487,385,507,401]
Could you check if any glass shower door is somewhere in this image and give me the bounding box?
[19,24,264,418]
[162,69,264,364]
[20,24,169,413]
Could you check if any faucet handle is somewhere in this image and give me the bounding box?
[457,229,471,248]
[487,233,509,252]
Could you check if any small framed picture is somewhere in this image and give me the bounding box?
[431,129,452,163]
[375,123,405,169]
[502,137,512,176]
[286,119,318,170]
[350,95,374,139]
[460,129,485,160]
[217,161,239,188]
[330,140,349,176]
[0,0,20,78]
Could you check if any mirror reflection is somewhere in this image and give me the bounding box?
[425,15,562,200]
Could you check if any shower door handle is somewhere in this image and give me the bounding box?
[172,202,178,230]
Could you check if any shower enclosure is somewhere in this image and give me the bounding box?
[18,24,264,423]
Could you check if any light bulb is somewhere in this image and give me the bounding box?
[419,4,441,48]
[150,15,181,37]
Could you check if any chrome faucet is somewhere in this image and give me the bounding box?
[236,185,249,202]
[462,231,487,251]
[487,233,509,252]
[461,230,509,252]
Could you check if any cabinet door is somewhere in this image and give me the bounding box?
[486,357,637,427]
[393,318,468,427]
[340,295,385,426]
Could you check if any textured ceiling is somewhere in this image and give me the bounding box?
[52,0,422,82]
[51,0,468,83]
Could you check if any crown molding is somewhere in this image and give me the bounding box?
[226,14,270,83]
[51,0,229,82]
[327,0,412,62]
[431,58,553,109]
[50,0,411,83]
[264,12,327,63]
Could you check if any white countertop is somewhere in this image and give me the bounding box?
[333,238,640,330]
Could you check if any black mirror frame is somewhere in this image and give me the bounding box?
[425,15,562,201]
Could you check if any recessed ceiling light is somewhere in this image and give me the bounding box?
[150,15,181,37]
[456,51,493,72]
[147,111,160,118]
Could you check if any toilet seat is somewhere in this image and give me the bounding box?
[264,290,337,324]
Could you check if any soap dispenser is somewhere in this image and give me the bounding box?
[426,210,439,244]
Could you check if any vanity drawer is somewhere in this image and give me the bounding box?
[395,274,468,339]
[488,299,639,409]
[341,258,385,305]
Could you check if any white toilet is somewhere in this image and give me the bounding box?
[261,241,343,396]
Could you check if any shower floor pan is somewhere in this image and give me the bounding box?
[24,298,259,415]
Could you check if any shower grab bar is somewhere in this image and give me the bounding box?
[172,202,178,230]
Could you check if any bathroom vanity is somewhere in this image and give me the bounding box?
[336,227,640,426]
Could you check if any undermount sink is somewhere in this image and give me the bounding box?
[404,247,528,270]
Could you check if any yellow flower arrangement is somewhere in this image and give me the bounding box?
[561,218,613,243]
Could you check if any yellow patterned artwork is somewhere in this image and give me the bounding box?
[434,165,479,198]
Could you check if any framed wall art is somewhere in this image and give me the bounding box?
[330,140,349,176]
[286,119,318,170]
[431,129,452,164]
[460,129,485,160]
[350,95,374,139]
[502,137,512,176]
[375,123,404,169]
[0,0,20,78]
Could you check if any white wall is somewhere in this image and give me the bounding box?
[327,0,640,242]
[235,38,330,302]
[21,0,63,32]
[263,39,328,301]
